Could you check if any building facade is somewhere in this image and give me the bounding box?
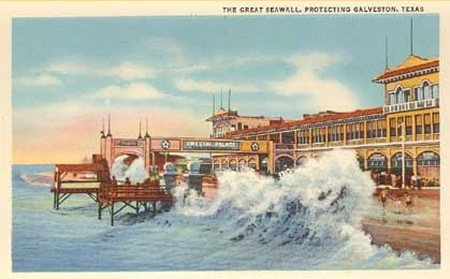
[213,54,440,186]
[206,108,286,138]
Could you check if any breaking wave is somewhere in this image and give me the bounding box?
[172,149,437,269]
[110,155,148,184]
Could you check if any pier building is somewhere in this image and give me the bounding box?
[217,54,440,186]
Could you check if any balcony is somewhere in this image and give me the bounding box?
[275,143,295,150]
[383,98,439,114]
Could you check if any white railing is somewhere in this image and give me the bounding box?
[383,98,439,114]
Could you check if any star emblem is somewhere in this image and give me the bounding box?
[161,139,171,149]
[251,142,259,151]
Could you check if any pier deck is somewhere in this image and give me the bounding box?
[53,156,173,225]
[53,162,108,210]
[98,180,173,225]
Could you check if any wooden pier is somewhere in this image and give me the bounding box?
[53,162,109,210]
[53,154,173,225]
[97,179,173,226]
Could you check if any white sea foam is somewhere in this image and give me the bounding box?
[171,149,437,269]
[13,151,438,270]
[20,173,53,187]
[110,155,148,184]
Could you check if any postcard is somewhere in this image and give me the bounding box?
[0,1,448,279]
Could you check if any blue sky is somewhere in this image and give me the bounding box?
[11,14,439,163]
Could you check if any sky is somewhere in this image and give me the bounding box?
[11,14,439,164]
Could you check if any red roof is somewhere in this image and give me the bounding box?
[373,60,439,83]
[227,107,383,136]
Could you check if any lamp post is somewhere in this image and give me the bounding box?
[400,120,406,189]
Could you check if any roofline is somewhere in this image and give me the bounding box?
[373,60,439,84]
[227,107,384,137]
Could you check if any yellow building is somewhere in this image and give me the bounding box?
[218,54,439,186]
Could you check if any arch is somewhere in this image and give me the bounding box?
[417,151,440,166]
[395,86,404,103]
[422,80,432,100]
[238,158,247,171]
[390,152,413,175]
[417,151,440,186]
[260,157,269,174]
[275,155,294,172]
[420,79,432,88]
[367,153,387,170]
[229,159,237,171]
[221,159,229,170]
[248,158,257,170]
[213,159,221,172]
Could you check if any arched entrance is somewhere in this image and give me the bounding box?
[248,158,257,170]
[221,159,229,171]
[367,153,387,171]
[391,152,413,175]
[213,160,220,172]
[238,159,247,171]
[260,157,269,174]
[275,155,294,172]
[229,159,237,171]
[417,151,440,186]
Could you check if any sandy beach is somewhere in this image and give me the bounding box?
[362,188,440,263]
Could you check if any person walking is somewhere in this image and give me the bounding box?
[379,187,394,208]
[404,191,413,214]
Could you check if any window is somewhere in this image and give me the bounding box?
[346,124,352,140]
[423,81,432,100]
[391,152,413,168]
[424,114,431,134]
[433,113,439,133]
[417,152,439,166]
[379,120,387,137]
[389,118,397,136]
[414,87,423,101]
[431,84,439,99]
[415,115,423,134]
[404,90,411,102]
[395,87,404,103]
[397,117,404,136]
[368,153,387,169]
[389,92,396,104]
[405,116,412,136]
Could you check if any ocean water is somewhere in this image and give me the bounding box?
[12,150,438,272]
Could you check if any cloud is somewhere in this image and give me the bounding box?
[44,60,155,81]
[104,62,155,80]
[88,82,166,101]
[176,78,259,93]
[13,101,210,164]
[15,73,61,86]
[172,54,275,74]
[270,52,359,112]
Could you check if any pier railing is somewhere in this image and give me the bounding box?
[97,180,173,226]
